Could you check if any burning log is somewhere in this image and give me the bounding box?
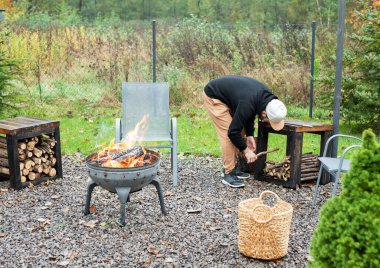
[90,146,145,166]
[112,146,144,162]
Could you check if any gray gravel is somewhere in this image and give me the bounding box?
[0,155,334,267]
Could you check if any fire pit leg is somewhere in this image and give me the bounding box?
[150,178,167,215]
[84,179,98,215]
[116,187,131,226]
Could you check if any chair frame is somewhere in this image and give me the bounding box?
[115,83,178,186]
[312,134,362,205]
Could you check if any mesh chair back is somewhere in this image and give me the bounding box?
[122,82,171,141]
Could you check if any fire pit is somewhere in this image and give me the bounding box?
[84,146,167,226]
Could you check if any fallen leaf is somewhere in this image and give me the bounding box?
[187,208,202,213]
[164,191,174,197]
[40,206,49,210]
[165,257,174,263]
[45,202,52,206]
[89,204,96,213]
[83,220,97,228]
[147,245,159,255]
[0,232,7,237]
[57,260,70,266]
[28,183,34,188]
[63,207,70,213]
[43,180,50,186]
[68,251,77,260]
[51,195,60,199]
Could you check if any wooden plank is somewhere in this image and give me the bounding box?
[0,123,17,134]
[0,119,29,127]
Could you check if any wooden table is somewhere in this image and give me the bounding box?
[0,117,63,189]
[254,119,333,188]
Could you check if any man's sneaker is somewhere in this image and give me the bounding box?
[221,167,250,180]
[221,173,245,188]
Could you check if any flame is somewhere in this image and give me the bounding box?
[91,115,154,168]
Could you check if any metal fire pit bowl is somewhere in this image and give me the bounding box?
[83,149,167,226]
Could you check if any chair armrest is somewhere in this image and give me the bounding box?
[115,118,122,143]
[322,134,363,157]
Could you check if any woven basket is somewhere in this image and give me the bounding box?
[238,190,293,260]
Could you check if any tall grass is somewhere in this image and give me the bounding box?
[1,17,339,117]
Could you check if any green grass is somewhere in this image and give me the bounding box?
[2,101,365,160]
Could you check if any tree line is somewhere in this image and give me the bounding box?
[7,0,360,26]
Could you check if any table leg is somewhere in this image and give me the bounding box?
[254,122,269,178]
[6,135,21,190]
[288,132,303,188]
[53,127,63,179]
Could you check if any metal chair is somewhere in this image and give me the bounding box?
[115,82,178,186]
[312,134,362,205]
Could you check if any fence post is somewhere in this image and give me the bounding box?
[0,9,5,22]
[152,20,156,83]
[332,0,346,157]
[309,21,316,118]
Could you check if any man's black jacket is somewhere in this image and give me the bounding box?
[204,76,277,151]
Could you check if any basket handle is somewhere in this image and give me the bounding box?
[252,204,273,223]
[259,190,281,207]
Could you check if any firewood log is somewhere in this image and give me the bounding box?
[18,142,27,150]
[28,172,36,181]
[0,141,6,149]
[0,148,7,158]
[24,159,34,169]
[49,168,57,177]
[33,164,43,173]
[21,176,27,183]
[26,150,33,158]
[43,138,56,147]
[20,162,24,171]
[33,148,43,158]
[0,167,9,175]
[42,166,50,174]
[301,167,319,173]
[49,157,56,166]
[32,157,42,165]
[19,154,26,161]
[27,141,36,151]
[0,157,9,168]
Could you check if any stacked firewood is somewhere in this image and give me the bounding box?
[0,135,57,183]
[264,153,320,181]
[299,153,320,181]
[264,156,291,181]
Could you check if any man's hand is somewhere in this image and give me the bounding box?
[243,148,257,163]
[246,136,256,152]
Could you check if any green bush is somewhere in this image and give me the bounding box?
[309,129,380,268]
[317,4,380,131]
[0,29,20,114]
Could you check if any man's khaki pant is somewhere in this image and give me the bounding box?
[203,92,239,173]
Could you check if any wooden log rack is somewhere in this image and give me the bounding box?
[0,117,63,190]
[253,119,333,189]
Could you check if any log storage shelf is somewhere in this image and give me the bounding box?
[254,119,333,189]
[0,117,63,190]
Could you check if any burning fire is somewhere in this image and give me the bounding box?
[89,115,157,168]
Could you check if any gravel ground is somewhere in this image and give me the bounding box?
[0,155,335,268]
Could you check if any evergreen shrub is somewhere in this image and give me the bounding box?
[309,129,380,268]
